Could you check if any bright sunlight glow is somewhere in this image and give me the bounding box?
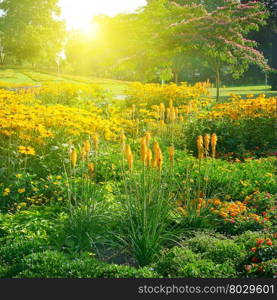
[59,0,147,33]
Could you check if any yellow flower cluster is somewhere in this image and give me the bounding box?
[196,133,217,159]
[203,94,276,120]
[125,81,211,108]
[35,82,104,100]
[0,88,133,144]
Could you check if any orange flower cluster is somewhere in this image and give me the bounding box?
[209,198,270,225]
[210,200,248,218]
[177,197,211,216]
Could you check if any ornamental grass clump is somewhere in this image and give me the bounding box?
[117,165,176,266]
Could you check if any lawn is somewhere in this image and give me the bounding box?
[1,68,276,98]
[210,85,277,99]
[0,68,130,96]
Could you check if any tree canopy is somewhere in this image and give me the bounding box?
[0,0,65,65]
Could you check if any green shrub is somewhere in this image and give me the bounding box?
[0,237,46,265]
[154,247,200,277]
[178,260,237,278]
[16,250,159,278]
[154,246,237,278]
[244,259,277,278]
[234,231,268,249]
[0,264,10,278]
[182,233,247,266]
[183,232,227,254]
[17,250,71,278]
[202,240,246,265]
[0,204,62,243]
[184,117,275,160]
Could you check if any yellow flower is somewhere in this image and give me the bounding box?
[204,134,210,156]
[219,212,228,218]
[146,148,152,167]
[18,188,25,194]
[16,174,22,178]
[213,199,221,206]
[177,207,187,216]
[211,133,217,158]
[168,146,174,163]
[70,149,78,168]
[120,132,126,150]
[18,146,36,155]
[145,132,151,146]
[83,140,91,155]
[196,136,204,159]
[92,133,100,152]
[3,188,10,196]
[124,144,131,158]
[156,147,163,171]
[88,163,95,177]
[140,136,147,164]
[127,151,134,171]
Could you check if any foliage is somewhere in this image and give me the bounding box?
[154,246,238,278]
[0,0,65,65]
[115,168,177,267]
[14,251,159,278]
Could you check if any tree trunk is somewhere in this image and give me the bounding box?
[269,31,277,91]
[215,66,220,102]
[174,71,179,84]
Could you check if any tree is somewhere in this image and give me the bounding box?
[241,0,277,90]
[169,0,270,100]
[0,0,65,66]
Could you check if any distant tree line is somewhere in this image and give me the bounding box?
[0,0,276,91]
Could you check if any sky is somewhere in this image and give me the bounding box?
[58,0,147,31]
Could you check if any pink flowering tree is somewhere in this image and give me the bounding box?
[169,0,270,100]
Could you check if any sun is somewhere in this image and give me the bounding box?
[59,0,146,33]
[78,22,100,38]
